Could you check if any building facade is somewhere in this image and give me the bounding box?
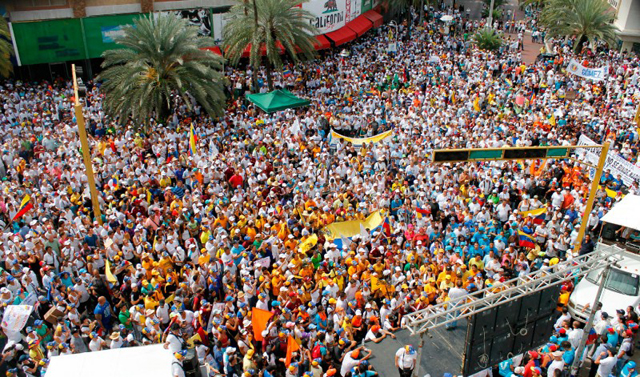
[609,0,640,53]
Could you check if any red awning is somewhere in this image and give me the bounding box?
[345,15,373,37]
[362,10,383,28]
[240,42,285,58]
[201,46,222,56]
[314,35,331,50]
[324,27,357,46]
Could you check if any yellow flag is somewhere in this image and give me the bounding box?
[473,96,480,112]
[549,114,556,126]
[105,259,118,284]
[634,104,640,126]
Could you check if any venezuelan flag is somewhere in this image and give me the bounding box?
[383,217,392,237]
[283,69,292,78]
[189,124,197,156]
[516,160,525,171]
[12,195,33,221]
[518,231,536,249]
[416,206,430,219]
[521,207,547,225]
[504,78,513,87]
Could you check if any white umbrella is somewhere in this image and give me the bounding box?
[440,15,454,22]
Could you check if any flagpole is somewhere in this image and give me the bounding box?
[72,64,103,225]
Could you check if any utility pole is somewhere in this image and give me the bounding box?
[573,141,610,250]
[72,64,102,225]
[570,265,610,375]
[412,331,426,377]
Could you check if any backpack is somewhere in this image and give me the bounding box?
[312,342,325,359]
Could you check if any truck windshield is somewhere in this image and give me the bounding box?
[585,268,639,296]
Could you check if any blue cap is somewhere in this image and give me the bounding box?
[34,320,43,326]
[272,301,281,306]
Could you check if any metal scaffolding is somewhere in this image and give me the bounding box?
[404,244,623,336]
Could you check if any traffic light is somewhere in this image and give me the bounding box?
[75,66,86,98]
[431,147,570,164]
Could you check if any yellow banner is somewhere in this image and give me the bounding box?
[330,130,392,146]
[322,210,384,240]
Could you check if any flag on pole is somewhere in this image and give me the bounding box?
[285,335,300,366]
[189,124,197,156]
[521,207,547,224]
[12,195,33,221]
[252,308,274,341]
[518,231,536,249]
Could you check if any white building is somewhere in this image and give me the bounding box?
[610,0,640,53]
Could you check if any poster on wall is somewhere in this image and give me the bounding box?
[167,9,212,37]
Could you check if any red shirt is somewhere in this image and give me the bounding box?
[229,174,243,188]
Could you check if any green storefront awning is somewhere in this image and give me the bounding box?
[246,89,311,113]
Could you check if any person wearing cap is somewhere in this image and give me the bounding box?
[341,347,371,377]
[395,345,417,377]
[364,324,395,343]
[617,329,634,372]
[594,348,617,377]
[547,350,565,376]
[620,360,638,377]
[172,350,188,377]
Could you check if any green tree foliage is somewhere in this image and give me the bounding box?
[98,14,226,125]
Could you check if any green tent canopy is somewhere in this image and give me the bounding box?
[246,89,311,113]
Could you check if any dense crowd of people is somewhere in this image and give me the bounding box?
[0,3,639,377]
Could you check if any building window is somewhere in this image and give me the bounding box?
[19,0,69,8]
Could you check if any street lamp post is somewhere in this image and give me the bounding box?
[72,64,102,225]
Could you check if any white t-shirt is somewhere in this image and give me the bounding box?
[340,354,360,377]
[597,356,617,377]
[547,359,565,376]
[172,361,186,377]
[395,347,417,369]
[166,333,183,353]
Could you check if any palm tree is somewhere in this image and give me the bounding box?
[540,0,618,52]
[473,28,503,50]
[224,0,318,91]
[97,14,226,125]
[0,18,14,78]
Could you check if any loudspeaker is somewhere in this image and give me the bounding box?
[465,340,492,375]
[495,299,520,335]
[489,332,514,364]
[512,324,534,355]
[183,349,201,377]
[518,291,541,325]
[538,284,562,317]
[531,315,556,346]
[601,223,619,240]
[472,308,498,339]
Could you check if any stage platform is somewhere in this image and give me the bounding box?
[366,326,466,377]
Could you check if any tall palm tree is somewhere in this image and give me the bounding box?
[98,14,226,125]
[0,18,14,78]
[224,0,318,91]
[540,0,618,52]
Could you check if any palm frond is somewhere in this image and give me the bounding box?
[97,14,225,125]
